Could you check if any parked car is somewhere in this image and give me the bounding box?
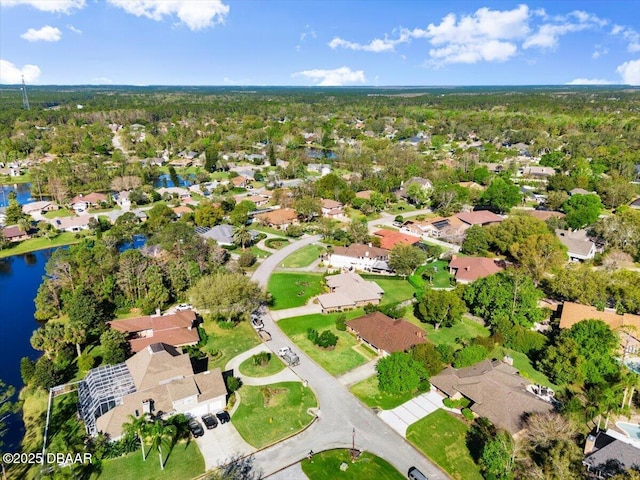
[201,413,218,429]
[408,467,428,480]
[176,303,193,311]
[250,316,264,330]
[188,418,205,437]
[215,411,231,424]
[277,346,291,357]
[278,346,300,366]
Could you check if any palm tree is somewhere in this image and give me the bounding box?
[17,218,30,233]
[233,225,253,249]
[123,413,150,461]
[146,419,176,470]
[65,322,86,358]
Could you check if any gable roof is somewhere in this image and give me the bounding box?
[70,192,108,205]
[559,302,640,334]
[555,229,595,257]
[374,229,420,250]
[257,207,298,225]
[332,243,389,259]
[583,432,640,473]
[346,312,427,354]
[455,210,504,226]
[449,256,503,283]
[430,359,554,434]
[321,198,342,209]
[3,225,28,239]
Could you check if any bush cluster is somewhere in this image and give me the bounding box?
[307,328,338,348]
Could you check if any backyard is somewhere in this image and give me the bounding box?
[301,449,405,480]
[280,243,325,268]
[360,275,418,305]
[407,410,482,480]
[278,310,373,376]
[268,272,325,310]
[232,382,317,448]
[93,441,204,480]
[350,375,416,410]
[0,231,86,259]
[201,320,261,370]
[409,260,454,290]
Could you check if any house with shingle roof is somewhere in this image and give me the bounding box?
[108,310,200,352]
[22,201,58,216]
[583,431,640,478]
[321,198,345,219]
[256,208,298,229]
[455,210,504,227]
[555,229,596,261]
[49,215,92,232]
[448,255,503,284]
[2,225,30,242]
[430,359,554,434]
[374,229,420,250]
[317,272,384,313]
[79,343,226,439]
[328,243,391,273]
[401,216,466,240]
[346,312,427,356]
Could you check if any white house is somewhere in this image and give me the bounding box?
[556,229,596,261]
[328,243,390,272]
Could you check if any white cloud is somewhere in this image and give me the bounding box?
[524,10,608,50]
[21,25,62,42]
[67,25,82,34]
[611,25,640,53]
[0,59,41,84]
[107,0,229,31]
[293,66,365,86]
[92,77,113,84]
[592,45,608,59]
[566,78,614,85]
[617,59,640,86]
[429,40,517,64]
[0,0,85,14]
[328,35,404,53]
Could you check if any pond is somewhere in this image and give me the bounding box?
[153,173,195,188]
[304,147,336,159]
[0,182,39,207]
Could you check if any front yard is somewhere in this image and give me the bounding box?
[301,449,405,480]
[278,310,373,376]
[0,231,87,259]
[268,272,325,310]
[360,275,418,305]
[201,320,261,370]
[350,375,416,410]
[407,410,482,480]
[238,353,286,378]
[409,261,454,290]
[232,382,317,448]
[280,243,325,268]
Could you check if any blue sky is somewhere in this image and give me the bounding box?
[0,0,638,86]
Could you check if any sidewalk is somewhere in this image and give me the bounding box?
[336,358,378,386]
[269,303,322,321]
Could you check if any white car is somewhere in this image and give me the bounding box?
[277,346,291,357]
[175,303,193,311]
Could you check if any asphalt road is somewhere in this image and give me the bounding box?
[250,235,448,479]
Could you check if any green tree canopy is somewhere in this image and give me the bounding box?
[376,352,429,395]
[416,289,466,329]
[480,177,521,213]
[562,194,603,229]
[388,244,427,276]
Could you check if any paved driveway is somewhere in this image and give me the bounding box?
[378,390,446,437]
[195,421,254,471]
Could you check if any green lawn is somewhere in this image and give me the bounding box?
[491,346,557,388]
[350,375,416,410]
[281,244,325,268]
[268,272,325,310]
[250,245,271,259]
[264,237,290,249]
[232,382,317,448]
[93,440,204,480]
[278,310,371,376]
[407,410,482,480]
[239,353,286,377]
[360,275,417,305]
[403,312,490,348]
[43,208,75,219]
[0,231,87,259]
[302,449,405,480]
[201,320,261,370]
[255,225,287,236]
[410,261,453,290]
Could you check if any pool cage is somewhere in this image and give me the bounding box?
[77,363,136,436]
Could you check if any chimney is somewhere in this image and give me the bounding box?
[451,254,457,261]
[503,355,514,366]
[155,308,161,317]
[584,434,597,456]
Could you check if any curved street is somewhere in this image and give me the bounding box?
[249,235,448,479]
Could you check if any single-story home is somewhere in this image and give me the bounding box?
[583,431,640,478]
[430,359,554,434]
[374,229,420,250]
[155,187,191,199]
[195,224,259,246]
[50,215,92,232]
[231,176,250,188]
[555,229,596,261]
[256,208,298,229]
[22,201,58,216]
[519,166,555,178]
[79,343,226,439]
[172,206,192,218]
[242,195,270,208]
[455,210,504,228]
[355,190,375,200]
[346,312,427,356]
[70,193,108,211]
[449,255,503,284]
[328,243,390,272]
[317,272,384,313]
[108,310,200,353]
[2,225,30,242]
[394,177,433,202]
[401,216,466,239]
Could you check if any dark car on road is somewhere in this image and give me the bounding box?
[216,411,231,424]
[202,413,218,429]
[188,418,205,437]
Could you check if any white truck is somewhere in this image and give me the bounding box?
[277,346,300,366]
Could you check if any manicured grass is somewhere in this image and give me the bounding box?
[278,310,368,376]
[239,353,286,377]
[250,245,271,258]
[403,311,490,348]
[93,440,204,480]
[410,261,453,290]
[407,410,482,480]
[302,449,405,480]
[281,244,325,268]
[264,237,290,249]
[268,272,324,310]
[0,231,87,259]
[43,208,75,219]
[254,225,286,236]
[491,346,557,388]
[360,275,418,305]
[232,382,317,448]
[19,387,48,452]
[201,320,261,370]
[350,375,416,410]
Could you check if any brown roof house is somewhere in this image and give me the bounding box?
[374,229,420,250]
[430,359,555,434]
[559,302,640,354]
[455,210,504,228]
[109,310,200,353]
[328,243,391,273]
[400,216,466,240]
[448,255,503,284]
[346,312,427,356]
[2,225,31,242]
[317,272,384,313]
[70,192,108,211]
[321,199,346,219]
[78,343,227,439]
[256,208,298,229]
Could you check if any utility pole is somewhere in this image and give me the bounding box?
[21,75,30,110]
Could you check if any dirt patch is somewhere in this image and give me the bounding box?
[260,387,288,408]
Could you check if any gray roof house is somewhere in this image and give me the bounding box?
[556,229,596,261]
[583,431,640,477]
[195,224,259,246]
[317,272,384,313]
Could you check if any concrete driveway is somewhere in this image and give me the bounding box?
[378,390,446,437]
[195,420,254,471]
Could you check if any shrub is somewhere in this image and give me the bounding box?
[238,251,257,268]
[453,344,489,368]
[394,215,404,223]
[307,328,319,343]
[20,357,36,384]
[316,330,338,348]
[436,344,455,365]
[77,354,95,372]
[265,237,289,248]
[253,351,271,366]
[462,408,474,421]
[217,320,236,330]
[504,327,547,354]
[335,314,347,331]
[226,376,242,393]
[472,335,497,351]
[285,225,304,238]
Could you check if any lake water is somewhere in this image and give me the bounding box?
[305,147,336,159]
[0,183,36,207]
[0,249,51,451]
